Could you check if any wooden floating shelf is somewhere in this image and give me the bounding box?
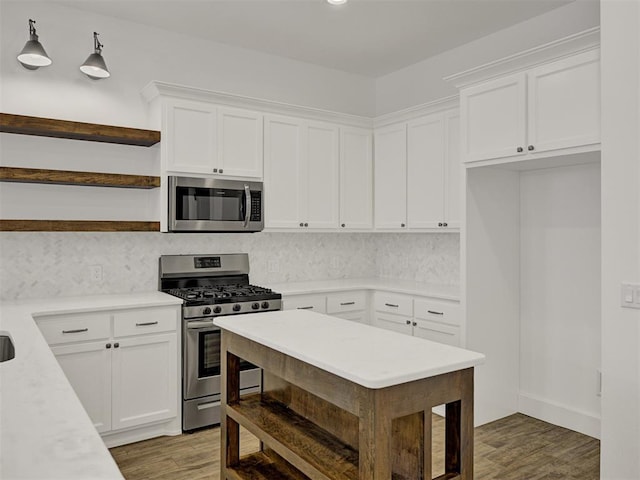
[0,167,160,189]
[0,113,160,147]
[0,220,160,232]
[227,394,359,480]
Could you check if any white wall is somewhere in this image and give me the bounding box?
[0,0,376,125]
[375,0,600,115]
[519,163,601,438]
[600,0,640,478]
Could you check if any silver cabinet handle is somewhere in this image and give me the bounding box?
[340,302,355,306]
[427,310,444,315]
[243,184,251,228]
[62,328,88,334]
[136,321,159,326]
[385,303,399,308]
[297,306,314,310]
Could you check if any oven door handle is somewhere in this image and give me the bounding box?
[186,319,217,329]
[243,184,251,228]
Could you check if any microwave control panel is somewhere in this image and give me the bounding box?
[250,192,262,221]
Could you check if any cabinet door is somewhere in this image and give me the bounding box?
[264,116,303,228]
[340,127,373,229]
[412,318,460,347]
[304,122,339,229]
[111,333,178,431]
[217,107,264,179]
[461,72,527,162]
[374,123,407,229]
[372,312,412,335]
[527,49,600,153]
[407,114,445,229]
[444,110,461,228]
[52,342,112,433]
[164,98,217,174]
[334,311,368,324]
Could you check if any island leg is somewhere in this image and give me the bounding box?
[220,337,241,479]
[359,389,392,479]
[444,368,474,480]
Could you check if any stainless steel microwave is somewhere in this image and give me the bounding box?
[168,176,264,233]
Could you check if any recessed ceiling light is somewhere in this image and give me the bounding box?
[327,0,348,5]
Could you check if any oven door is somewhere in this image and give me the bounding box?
[169,176,263,233]
[184,319,260,401]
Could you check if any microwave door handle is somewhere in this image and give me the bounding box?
[243,184,251,227]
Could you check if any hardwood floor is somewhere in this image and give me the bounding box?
[110,413,600,479]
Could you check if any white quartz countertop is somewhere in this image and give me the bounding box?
[267,277,460,301]
[0,292,182,480]
[215,309,484,389]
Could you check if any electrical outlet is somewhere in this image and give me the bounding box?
[89,265,103,282]
[621,283,640,309]
[268,260,280,273]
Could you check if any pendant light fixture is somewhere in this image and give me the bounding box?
[17,19,52,70]
[80,32,110,79]
[327,0,348,4]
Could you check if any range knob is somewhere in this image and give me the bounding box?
[213,306,222,314]
[261,301,270,309]
[202,307,212,315]
[233,304,242,312]
[252,302,260,310]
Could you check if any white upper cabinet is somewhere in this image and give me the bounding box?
[374,123,408,229]
[163,98,263,179]
[340,127,373,230]
[264,116,303,229]
[375,108,460,231]
[217,107,264,178]
[461,72,526,163]
[460,49,600,164]
[305,122,340,229]
[164,98,218,174]
[264,116,339,230]
[527,50,600,154]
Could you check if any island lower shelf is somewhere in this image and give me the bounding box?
[219,317,478,480]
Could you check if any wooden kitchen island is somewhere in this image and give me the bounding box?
[215,310,484,480]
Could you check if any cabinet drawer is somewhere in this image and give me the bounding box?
[37,312,111,345]
[413,299,460,326]
[373,292,413,316]
[372,312,412,335]
[413,319,460,347]
[114,307,177,338]
[327,291,366,314]
[334,311,368,325]
[283,294,327,314]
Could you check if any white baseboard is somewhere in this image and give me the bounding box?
[518,392,600,439]
[102,419,182,448]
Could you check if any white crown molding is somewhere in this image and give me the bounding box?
[373,95,459,128]
[444,27,600,89]
[142,81,374,129]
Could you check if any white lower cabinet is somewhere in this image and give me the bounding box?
[372,312,412,334]
[52,341,112,433]
[36,305,180,443]
[111,333,177,431]
[373,292,461,346]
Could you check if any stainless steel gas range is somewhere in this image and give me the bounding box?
[159,253,282,431]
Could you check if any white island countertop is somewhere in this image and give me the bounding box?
[215,309,484,389]
[0,292,183,480]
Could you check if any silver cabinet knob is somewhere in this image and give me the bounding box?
[219,168,224,173]
[517,147,523,153]
[528,145,534,151]
[213,168,218,173]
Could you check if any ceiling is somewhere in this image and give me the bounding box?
[55,0,577,78]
